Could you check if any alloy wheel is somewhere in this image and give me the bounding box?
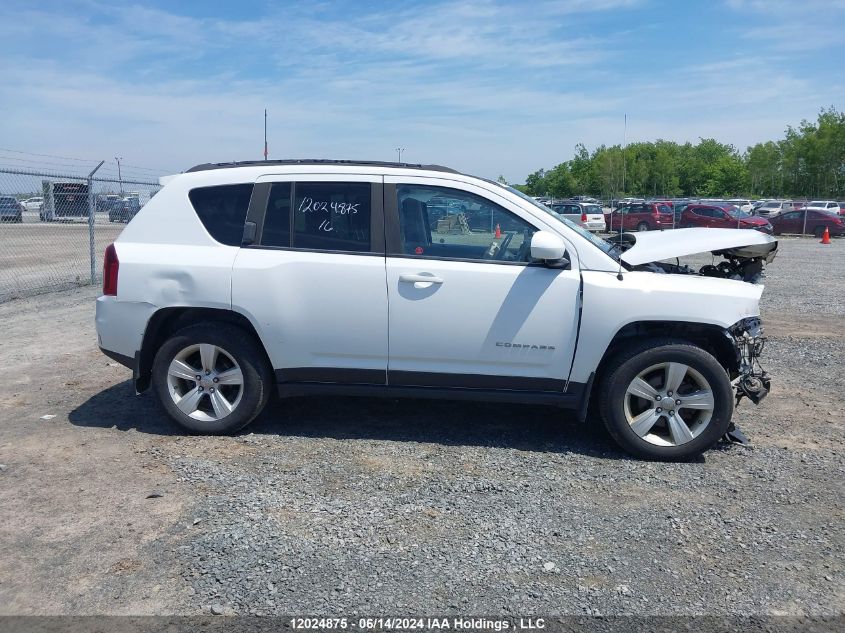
[623,362,715,447]
[166,343,244,422]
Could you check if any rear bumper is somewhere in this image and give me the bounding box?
[583,220,606,232]
[99,346,136,371]
[95,295,156,369]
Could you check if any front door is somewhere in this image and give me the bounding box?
[777,210,802,234]
[383,177,581,391]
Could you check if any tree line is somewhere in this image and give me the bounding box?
[513,107,845,201]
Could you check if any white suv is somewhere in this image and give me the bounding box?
[96,160,777,459]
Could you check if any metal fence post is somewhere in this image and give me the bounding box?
[801,207,808,237]
[87,161,105,284]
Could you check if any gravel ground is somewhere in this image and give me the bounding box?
[0,236,842,617]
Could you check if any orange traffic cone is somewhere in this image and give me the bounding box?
[495,223,501,239]
[820,226,831,244]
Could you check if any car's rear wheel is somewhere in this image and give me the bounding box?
[637,222,650,231]
[598,340,733,460]
[814,226,825,238]
[152,323,272,434]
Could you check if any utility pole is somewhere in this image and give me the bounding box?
[622,114,627,196]
[114,156,123,195]
[264,109,268,160]
[395,147,405,163]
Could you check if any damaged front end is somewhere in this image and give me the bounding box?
[728,316,771,406]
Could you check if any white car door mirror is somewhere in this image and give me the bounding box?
[531,231,568,267]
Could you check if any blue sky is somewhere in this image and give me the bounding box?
[0,0,843,182]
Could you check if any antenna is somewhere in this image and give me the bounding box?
[263,109,268,160]
[617,114,627,281]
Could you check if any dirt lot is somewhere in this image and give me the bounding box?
[0,237,842,616]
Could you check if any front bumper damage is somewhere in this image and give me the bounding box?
[729,317,771,405]
[722,317,771,444]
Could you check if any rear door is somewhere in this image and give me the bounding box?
[627,203,646,229]
[232,174,388,386]
[383,176,581,391]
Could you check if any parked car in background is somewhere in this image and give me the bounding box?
[0,196,24,222]
[109,197,141,223]
[98,194,123,214]
[606,201,674,231]
[806,201,841,214]
[727,199,753,213]
[21,196,44,211]
[755,200,796,217]
[680,204,773,233]
[769,209,845,237]
[549,201,606,232]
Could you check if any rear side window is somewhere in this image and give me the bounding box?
[293,182,371,252]
[188,184,253,246]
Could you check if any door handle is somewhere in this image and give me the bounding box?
[399,273,444,285]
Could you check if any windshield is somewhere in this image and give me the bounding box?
[584,204,602,214]
[727,207,752,218]
[506,185,619,259]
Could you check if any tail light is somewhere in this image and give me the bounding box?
[581,212,587,222]
[103,243,119,296]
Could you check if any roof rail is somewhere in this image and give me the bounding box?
[186,159,460,174]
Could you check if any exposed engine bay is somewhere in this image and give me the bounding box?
[608,232,779,284]
[728,316,771,406]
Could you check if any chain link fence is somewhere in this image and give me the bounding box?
[0,166,161,302]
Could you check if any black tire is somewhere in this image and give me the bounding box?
[814,226,825,238]
[152,323,272,434]
[598,339,733,460]
[637,222,650,232]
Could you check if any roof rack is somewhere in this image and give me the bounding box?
[186,159,460,174]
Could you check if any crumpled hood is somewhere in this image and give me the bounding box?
[619,228,778,266]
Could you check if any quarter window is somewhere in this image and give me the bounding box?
[188,184,253,246]
[396,185,537,263]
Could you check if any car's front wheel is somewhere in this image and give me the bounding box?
[598,340,733,460]
[152,323,272,434]
[637,222,650,232]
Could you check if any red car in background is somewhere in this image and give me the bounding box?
[680,203,773,233]
[605,202,674,231]
[769,209,844,237]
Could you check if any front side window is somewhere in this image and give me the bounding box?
[188,183,253,246]
[396,185,537,263]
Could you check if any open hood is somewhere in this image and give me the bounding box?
[617,228,778,266]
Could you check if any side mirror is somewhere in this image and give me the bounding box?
[531,231,569,267]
